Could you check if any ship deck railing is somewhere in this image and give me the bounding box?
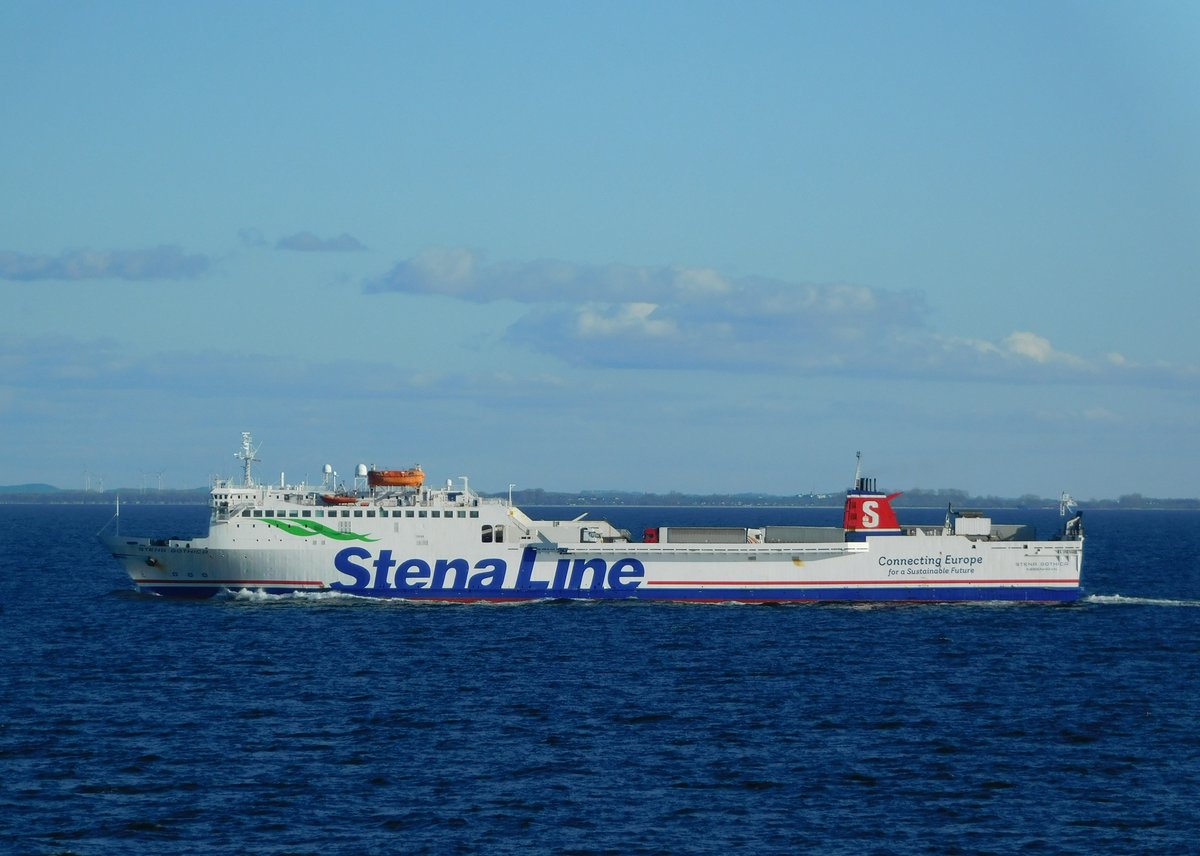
[211,484,505,520]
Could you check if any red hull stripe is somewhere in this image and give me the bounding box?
[132,578,325,587]
[647,578,1079,587]
[129,577,1079,588]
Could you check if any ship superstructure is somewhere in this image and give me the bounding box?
[100,435,1084,602]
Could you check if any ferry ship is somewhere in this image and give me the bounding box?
[99,434,1084,602]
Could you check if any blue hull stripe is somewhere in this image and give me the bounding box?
[137,583,1080,603]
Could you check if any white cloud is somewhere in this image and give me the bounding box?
[1005,331,1052,361]
[275,231,367,252]
[673,267,732,298]
[576,303,677,338]
[1003,331,1084,367]
[363,249,1199,387]
[364,246,481,296]
[368,248,763,308]
[0,246,210,281]
[0,335,577,405]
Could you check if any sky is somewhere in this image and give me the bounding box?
[2,1,1197,500]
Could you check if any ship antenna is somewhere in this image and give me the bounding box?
[1059,491,1077,517]
[853,451,863,489]
[236,432,261,487]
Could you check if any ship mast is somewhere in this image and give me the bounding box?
[236,432,260,487]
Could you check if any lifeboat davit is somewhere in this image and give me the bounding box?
[321,494,359,505]
[368,467,424,488]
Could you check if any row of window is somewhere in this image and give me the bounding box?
[231,521,507,544]
[244,508,481,519]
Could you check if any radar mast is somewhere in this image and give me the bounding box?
[236,432,260,486]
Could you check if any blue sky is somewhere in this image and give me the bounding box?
[2,1,1197,499]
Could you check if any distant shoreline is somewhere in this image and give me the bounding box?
[1,488,1197,510]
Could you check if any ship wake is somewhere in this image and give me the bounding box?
[1084,593,1200,608]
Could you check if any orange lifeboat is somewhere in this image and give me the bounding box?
[321,494,359,505]
[368,467,424,488]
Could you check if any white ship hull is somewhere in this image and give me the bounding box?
[99,435,1084,603]
[101,533,1082,602]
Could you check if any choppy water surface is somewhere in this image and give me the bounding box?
[1,504,1198,854]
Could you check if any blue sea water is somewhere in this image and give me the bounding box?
[1,503,1199,855]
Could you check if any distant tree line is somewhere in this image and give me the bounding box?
[891,489,1197,510]
[1,485,1197,509]
[0,488,208,505]
[496,488,1200,509]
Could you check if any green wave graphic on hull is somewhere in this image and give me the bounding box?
[262,518,379,542]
